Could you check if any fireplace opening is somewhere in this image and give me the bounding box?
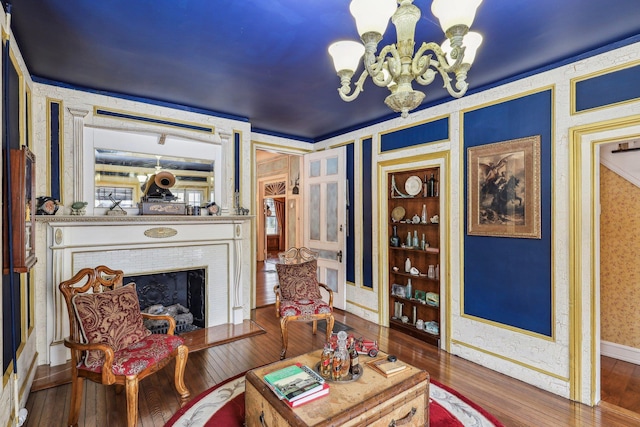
[124,269,205,334]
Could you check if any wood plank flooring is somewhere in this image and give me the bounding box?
[24,262,640,426]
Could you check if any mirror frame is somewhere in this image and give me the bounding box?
[83,126,228,216]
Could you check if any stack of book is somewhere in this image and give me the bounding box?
[263,363,330,408]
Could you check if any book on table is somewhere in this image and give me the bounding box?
[367,358,408,377]
[263,364,327,402]
[284,383,330,408]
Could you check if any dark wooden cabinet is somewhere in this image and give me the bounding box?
[387,167,440,347]
[3,146,37,273]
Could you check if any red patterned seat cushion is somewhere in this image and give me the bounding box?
[276,260,322,300]
[279,299,332,319]
[78,333,184,376]
[71,283,151,369]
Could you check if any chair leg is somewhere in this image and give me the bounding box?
[325,315,335,342]
[67,375,84,427]
[125,376,139,427]
[312,320,318,335]
[280,317,289,360]
[174,344,191,400]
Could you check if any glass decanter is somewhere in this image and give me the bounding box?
[332,331,350,381]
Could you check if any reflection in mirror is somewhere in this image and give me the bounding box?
[84,127,223,215]
[94,149,215,208]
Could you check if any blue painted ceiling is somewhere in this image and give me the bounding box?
[10,0,640,141]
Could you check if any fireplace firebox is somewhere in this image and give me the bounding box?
[124,268,206,334]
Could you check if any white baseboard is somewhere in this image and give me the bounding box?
[601,340,640,365]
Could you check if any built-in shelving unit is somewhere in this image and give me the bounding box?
[387,167,440,347]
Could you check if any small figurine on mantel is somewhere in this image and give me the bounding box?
[70,201,88,216]
[106,193,127,216]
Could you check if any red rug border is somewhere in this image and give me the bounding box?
[165,371,246,427]
[430,379,505,427]
[166,373,505,427]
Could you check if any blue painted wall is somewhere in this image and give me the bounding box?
[362,138,373,288]
[575,63,640,112]
[346,143,356,284]
[463,89,553,336]
[380,117,449,152]
[49,101,61,201]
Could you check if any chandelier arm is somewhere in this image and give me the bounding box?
[365,44,399,80]
[338,69,369,102]
[412,42,465,76]
[429,61,468,98]
[371,63,394,88]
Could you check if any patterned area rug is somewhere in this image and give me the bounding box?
[165,373,505,427]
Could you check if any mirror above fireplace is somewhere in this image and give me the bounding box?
[84,127,223,215]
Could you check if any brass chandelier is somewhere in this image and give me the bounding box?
[328,0,483,118]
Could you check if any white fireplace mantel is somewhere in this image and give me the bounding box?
[37,214,254,366]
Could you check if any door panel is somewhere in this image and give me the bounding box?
[303,148,346,309]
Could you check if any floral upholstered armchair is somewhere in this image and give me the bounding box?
[274,248,334,359]
[59,265,190,427]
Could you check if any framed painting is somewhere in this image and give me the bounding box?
[467,135,541,239]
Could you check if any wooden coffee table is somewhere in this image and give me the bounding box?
[245,350,429,427]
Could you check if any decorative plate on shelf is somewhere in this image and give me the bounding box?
[391,206,405,222]
[404,175,422,196]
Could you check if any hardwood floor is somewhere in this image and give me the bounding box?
[24,263,640,426]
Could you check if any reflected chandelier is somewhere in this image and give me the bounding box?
[328,0,483,118]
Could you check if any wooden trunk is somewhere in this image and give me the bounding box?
[245,350,429,427]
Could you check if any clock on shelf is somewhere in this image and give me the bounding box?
[3,145,37,273]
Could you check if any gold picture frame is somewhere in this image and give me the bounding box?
[467,135,541,239]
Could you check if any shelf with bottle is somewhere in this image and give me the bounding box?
[390,270,439,283]
[391,294,440,310]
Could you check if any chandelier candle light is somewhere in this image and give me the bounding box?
[328,0,483,118]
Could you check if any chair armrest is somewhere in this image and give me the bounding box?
[273,285,281,317]
[318,283,334,308]
[141,313,177,335]
[64,337,117,384]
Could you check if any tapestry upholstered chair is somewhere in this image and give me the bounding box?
[274,247,334,359]
[59,265,190,427]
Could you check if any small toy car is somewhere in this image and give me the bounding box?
[354,337,379,357]
[329,333,379,357]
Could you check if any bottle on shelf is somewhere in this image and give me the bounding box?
[406,231,412,247]
[412,230,419,248]
[421,233,426,250]
[405,257,411,273]
[421,204,427,224]
[406,279,412,300]
[427,173,436,197]
[428,265,436,279]
[390,225,400,247]
[423,175,428,197]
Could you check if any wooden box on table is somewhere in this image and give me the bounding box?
[245,350,429,427]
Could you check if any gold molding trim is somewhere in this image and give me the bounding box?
[452,339,569,382]
[377,151,450,349]
[568,113,640,404]
[93,106,215,134]
[570,59,640,116]
[459,85,557,342]
[346,299,379,314]
[144,227,178,238]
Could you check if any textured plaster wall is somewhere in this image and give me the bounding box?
[317,41,640,401]
[600,164,640,348]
